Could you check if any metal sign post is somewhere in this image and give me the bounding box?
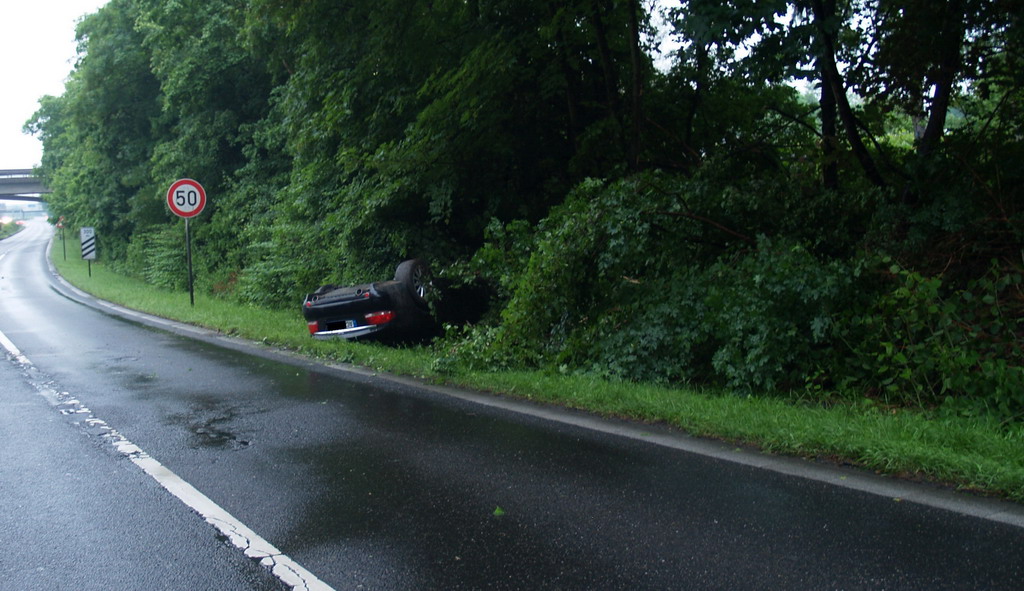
[185,218,194,306]
[57,216,66,260]
[166,179,207,307]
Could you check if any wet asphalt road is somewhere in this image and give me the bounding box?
[2,218,1024,590]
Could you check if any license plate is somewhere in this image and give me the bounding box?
[345,319,357,329]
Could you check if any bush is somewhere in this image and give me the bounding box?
[581,267,712,384]
[235,240,308,308]
[482,173,864,391]
[577,237,861,390]
[466,218,536,306]
[120,225,188,291]
[445,163,1024,424]
[0,220,19,240]
[833,260,1024,419]
[494,174,705,366]
[700,238,859,392]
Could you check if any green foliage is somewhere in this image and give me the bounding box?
[487,172,863,391]
[495,178,630,362]
[431,324,510,375]
[581,268,711,385]
[467,218,537,305]
[234,222,328,308]
[120,225,189,290]
[701,238,858,391]
[0,221,19,240]
[834,260,1024,419]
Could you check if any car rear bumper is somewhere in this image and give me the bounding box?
[310,323,389,340]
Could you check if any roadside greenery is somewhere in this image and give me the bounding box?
[27,0,1024,492]
[51,236,1024,501]
[0,221,20,240]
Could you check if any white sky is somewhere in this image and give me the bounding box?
[0,1,108,170]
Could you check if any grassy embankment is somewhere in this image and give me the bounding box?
[0,221,22,240]
[50,233,1024,502]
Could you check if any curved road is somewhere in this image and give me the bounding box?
[2,218,1023,590]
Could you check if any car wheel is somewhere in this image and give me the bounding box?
[394,259,430,309]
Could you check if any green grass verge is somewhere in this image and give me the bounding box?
[50,237,1024,502]
[1,222,23,240]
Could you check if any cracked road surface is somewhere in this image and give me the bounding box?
[2,218,1024,590]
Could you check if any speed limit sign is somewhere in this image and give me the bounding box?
[166,178,207,218]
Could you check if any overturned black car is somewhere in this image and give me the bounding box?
[302,259,437,342]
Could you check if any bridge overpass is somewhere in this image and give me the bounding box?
[0,169,50,201]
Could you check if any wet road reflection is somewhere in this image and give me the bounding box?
[121,339,1024,590]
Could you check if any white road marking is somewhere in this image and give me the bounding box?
[0,328,30,366]
[0,327,336,591]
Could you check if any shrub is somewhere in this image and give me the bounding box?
[467,218,536,306]
[833,260,1024,420]
[494,174,704,365]
[485,172,864,391]
[700,237,859,392]
[121,225,188,291]
[235,239,309,308]
[581,267,712,384]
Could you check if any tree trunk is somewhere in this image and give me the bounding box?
[819,59,839,191]
[683,43,709,168]
[548,4,580,152]
[627,0,643,172]
[811,0,886,188]
[917,2,964,159]
[589,0,622,124]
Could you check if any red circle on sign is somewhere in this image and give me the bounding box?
[166,179,207,218]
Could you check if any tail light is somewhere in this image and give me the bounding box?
[307,320,320,335]
[364,310,396,325]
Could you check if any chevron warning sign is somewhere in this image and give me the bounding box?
[80,227,96,260]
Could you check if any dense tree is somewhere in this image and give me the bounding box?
[28,0,164,253]
[230,0,659,295]
[134,0,279,291]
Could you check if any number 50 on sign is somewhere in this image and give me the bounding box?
[166,178,206,218]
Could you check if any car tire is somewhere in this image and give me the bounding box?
[394,259,430,310]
